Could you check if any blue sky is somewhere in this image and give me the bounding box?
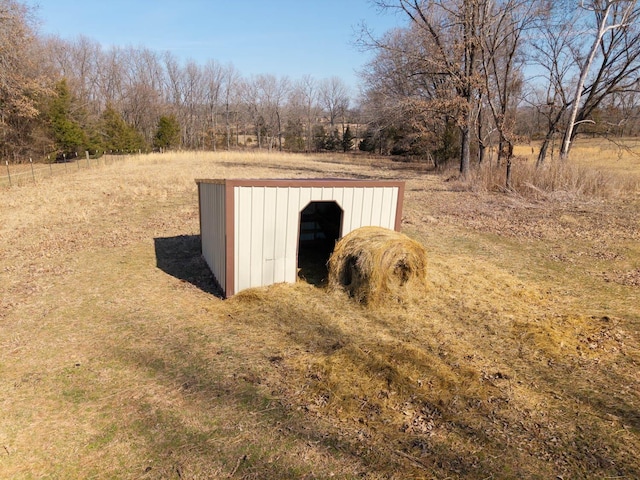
[31,0,407,95]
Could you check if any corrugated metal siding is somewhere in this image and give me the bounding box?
[199,182,226,292]
[233,185,399,294]
[341,186,398,234]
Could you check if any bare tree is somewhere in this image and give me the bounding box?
[560,0,640,158]
[94,47,126,111]
[240,77,263,148]
[526,1,576,165]
[296,75,319,152]
[368,0,490,177]
[286,79,310,151]
[254,74,291,150]
[203,60,224,150]
[359,26,425,155]
[221,64,240,149]
[529,0,640,164]
[68,36,102,115]
[162,52,188,147]
[0,0,51,159]
[38,35,103,120]
[361,18,469,160]
[318,76,350,131]
[119,47,163,146]
[480,0,538,187]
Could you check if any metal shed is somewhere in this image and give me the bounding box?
[196,178,405,297]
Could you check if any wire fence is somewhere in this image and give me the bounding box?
[0,153,130,188]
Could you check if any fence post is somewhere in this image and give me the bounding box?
[86,151,90,167]
[48,156,52,175]
[5,161,11,187]
[30,158,35,183]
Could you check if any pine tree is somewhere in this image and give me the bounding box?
[341,126,354,152]
[48,79,87,157]
[358,129,376,153]
[324,129,341,151]
[99,105,146,153]
[284,119,305,152]
[154,115,181,150]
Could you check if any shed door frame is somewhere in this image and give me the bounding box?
[297,200,344,285]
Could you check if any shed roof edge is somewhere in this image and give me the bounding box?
[195,178,405,188]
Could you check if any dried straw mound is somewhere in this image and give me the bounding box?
[327,226,428,306]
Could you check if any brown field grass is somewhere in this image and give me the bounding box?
[1,145,639,479]
[471,137,640,198]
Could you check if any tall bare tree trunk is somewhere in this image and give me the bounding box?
[460,123,471,177]
[560,1,632,159]
[477,106,486,164]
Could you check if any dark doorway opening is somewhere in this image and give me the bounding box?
[297,201,343,285]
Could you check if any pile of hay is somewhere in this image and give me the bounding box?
[327,226,428,306]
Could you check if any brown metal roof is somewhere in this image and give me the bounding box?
[195,178,405,188]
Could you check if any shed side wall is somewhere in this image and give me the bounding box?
[233,185,400,294]
[199,182,227,293]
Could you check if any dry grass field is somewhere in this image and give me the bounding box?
[1,146,639,479]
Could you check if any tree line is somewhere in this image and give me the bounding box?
[1,0,639,180]
[0,0,356,163]
[358,0,640,185]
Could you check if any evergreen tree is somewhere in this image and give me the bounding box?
[99,104,146,153]
[359,129,377,153]
[48,79,87,157]
[324,129,341,151]
[312,124,327,151]
[341,125,354,152]
[154,115,181,150]
[284,119,305,152]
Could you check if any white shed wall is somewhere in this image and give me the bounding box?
[199,182,227,292]
[233,185,399,295]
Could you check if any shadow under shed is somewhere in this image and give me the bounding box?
[154,235,222,297]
